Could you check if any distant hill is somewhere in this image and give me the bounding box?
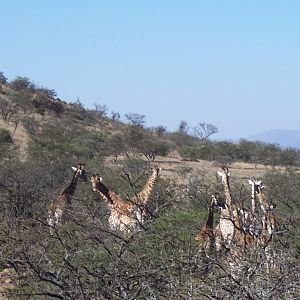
[248,129,300,149]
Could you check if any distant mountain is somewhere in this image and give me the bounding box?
[248,129,300,149]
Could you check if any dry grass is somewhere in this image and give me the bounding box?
[106,152,293,184]
[155,156,288,181]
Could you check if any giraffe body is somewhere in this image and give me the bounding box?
[217,168,237,247]
[48,163,87,233]
[196,193,224,253]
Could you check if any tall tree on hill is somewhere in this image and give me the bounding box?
[178,120,189,134]
[125,112,146,127]
[10,76,36,92]
[0,72,7,85]
[192,122,218,142]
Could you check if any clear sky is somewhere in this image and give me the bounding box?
[1,1,300,140]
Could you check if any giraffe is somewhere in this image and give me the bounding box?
[249,180,277,244]
[195,193,225,253]
[90,174,138,233]
[217,166,238,247]
[217,166,254,250]
[250,180,278,273]
[90,165,161,234]
[247,179,264,239]
[48,163,87,233]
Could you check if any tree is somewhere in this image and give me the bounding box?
[125,113,146,127]
[279,148,299,167]
[155,125,167,137]
[93,103,108,118]
[10,76,36,92]
[9,90,34,114]
[192,122,218,141]
[178,120,189,134]
[111,111,120,123]
[36,87,57,99]
[47,101,64,115]
[0,72,7,85]
[0,128,13,144]
[0,97,17,122]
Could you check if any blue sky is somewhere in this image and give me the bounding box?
[1,1,300,140]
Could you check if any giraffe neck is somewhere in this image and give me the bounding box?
[206,201,214,229]
[257,191,276,235]
[222,175,233,209]
[250,185,256,214]
[60,171,80,197]
[135,169,158,205]
[96,181,113,205]
[257,191,270,211]
[96,181,132,213]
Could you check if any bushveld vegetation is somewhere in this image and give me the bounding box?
[0,72,299,299]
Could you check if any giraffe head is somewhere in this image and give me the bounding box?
[248,179,264,194]
[211,192,226,210]
[217,166,230,184]
[71,163,88,182]
[89,174,103,192]
[152,165,162,177]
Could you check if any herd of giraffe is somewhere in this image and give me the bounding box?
[195,166,278,270]
[48,163,278,268]
[48,163,161,235]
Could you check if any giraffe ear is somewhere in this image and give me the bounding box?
[248,179,254,185]
[217,171,223,177]
[71,166,77,171]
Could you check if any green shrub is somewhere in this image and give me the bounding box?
[0,128,13,144]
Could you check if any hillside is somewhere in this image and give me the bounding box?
[0,73,299,299]
[2,75,300,170]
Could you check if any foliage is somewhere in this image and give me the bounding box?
[125,112,146,127]
[178,120,189,134]
[93,103,108,118]
[36,87,57,99]
[154,125,167,137]
[0,72,7,85]
[22,116,40,135]
[10,76,36,92]
[9,90,34,114]
[0,128,13,144]
[0,97,17,122]
[192,122,218,141]
[111,111,120,122]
